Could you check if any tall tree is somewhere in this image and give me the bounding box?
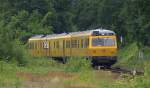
[50,0,75,33]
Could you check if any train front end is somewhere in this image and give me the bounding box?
[89,29,117,67]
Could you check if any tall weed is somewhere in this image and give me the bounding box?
[65,57,92,72]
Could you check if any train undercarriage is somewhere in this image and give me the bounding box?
[91,56,117,67]
[52,56,117,68]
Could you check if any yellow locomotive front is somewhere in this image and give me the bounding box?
[88,30,117,67]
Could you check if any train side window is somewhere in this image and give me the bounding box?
[85,38,89,48]
[73,40,75,48]
[72,40,78,48]
[77,40,80,48]
[75,40,78,48]
[71,40,74,48]
[81,39,84,48]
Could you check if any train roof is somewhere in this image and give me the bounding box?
[69,29,115,36]
[29,28,115,41]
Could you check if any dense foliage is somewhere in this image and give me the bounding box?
[0,1,149,88]
[0,0,149,62]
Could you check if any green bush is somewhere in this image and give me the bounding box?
[110,43,150,88]
[64,57,92,72]
[114,42,145,69]
[0,61,22,88]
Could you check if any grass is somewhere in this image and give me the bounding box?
[0,43,149,88]
[115,43,139,67]
[0,56,121,88]
[0,61,22,88]
[114,42,148,70]
[110,42,150,88]
[0,58,64,88]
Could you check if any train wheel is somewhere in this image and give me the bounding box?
[62,57,68,64]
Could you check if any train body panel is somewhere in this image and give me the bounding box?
[28,29,118,66]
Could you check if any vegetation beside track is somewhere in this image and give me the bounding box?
[114,42,150,70]
[0,0,150,87]
[0,57,108,88]
[110,43,150,88]
[0,43,149,88]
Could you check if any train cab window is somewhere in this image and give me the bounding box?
[92,38,104,46]
[104,38,115,46]
[92,38,115,46]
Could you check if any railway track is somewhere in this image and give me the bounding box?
[94,66,144,76]
[110,67,144,76]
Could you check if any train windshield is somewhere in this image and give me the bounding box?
[92,38,115,46]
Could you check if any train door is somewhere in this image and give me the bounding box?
[43,40,49,57]
[65,39,71,56]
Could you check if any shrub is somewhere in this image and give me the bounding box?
[64,57,92,72]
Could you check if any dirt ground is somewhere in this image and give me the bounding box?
[17,71,120,88]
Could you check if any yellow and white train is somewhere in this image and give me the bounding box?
[28,29,118,66]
